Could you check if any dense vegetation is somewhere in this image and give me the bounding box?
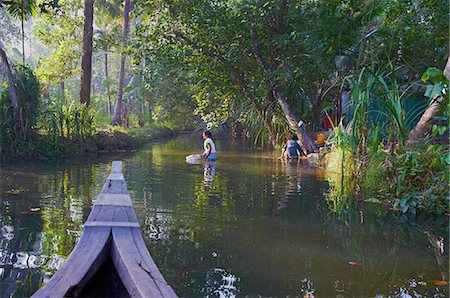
[0,0,447,213]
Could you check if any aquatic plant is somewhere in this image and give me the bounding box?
[324,123,357,204]
[324,65,449,214]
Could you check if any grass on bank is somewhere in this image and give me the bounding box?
[2,123,177,160]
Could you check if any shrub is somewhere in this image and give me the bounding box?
[0,65,40,156]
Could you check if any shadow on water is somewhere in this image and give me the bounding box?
[0,135,448,297]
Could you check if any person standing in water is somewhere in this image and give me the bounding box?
[200,130,217,161]
[281,135,307,159]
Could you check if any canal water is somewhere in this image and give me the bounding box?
[0,134,448,297]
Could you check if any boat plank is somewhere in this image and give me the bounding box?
[125,203,139,224]
[129,227,176,297]
[111,160,123,173]
[111,227,177,298]
[103,181,129,194]
[85,203,103,222]
[112,205,133,222]
[90,204,116,222]
[32,227,111,298]
[121,207,175,296]
[96,193,132,206]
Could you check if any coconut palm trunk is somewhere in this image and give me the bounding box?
[104,51,113,115]
[112,0,131,126]
[21,19,25,65]
[0,46,19,113]
[80,0,94,106]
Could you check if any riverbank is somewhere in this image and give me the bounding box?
[1,125,178,160]
[320,139,449,216]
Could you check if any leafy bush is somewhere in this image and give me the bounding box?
[392,144,449,215]
[324,66,449,214]
[0,65,40,156]
[37,102,95,156]
[363,150,389,197]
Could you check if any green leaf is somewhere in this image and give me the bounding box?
[432,124,438,137]
[445,152,450,165]
[124,86,135,93]
[424,83,444,99]
[321,102,334,112]
[421,68,448,84]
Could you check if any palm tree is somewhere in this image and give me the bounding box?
[111,0,131,126]
[94,3,121,115]
[0,43,19,114]
[5,0,36,65]
[80,0,94,106]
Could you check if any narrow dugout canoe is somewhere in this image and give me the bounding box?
[32,161,177,298]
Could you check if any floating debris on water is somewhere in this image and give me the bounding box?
[5,188,26,195]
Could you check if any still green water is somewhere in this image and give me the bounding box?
[0,135,448,297]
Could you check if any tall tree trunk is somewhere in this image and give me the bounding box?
[138,100,144,127]
[406,57,450,144]
[21,19,25,65]
[80,0,94,106]
[60,77,65,106]
[104,51,112,115]
[112,0,131,126]
[0,46,19,112]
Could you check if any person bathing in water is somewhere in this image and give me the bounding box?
[281,135,307,159]
[200,130,217,161]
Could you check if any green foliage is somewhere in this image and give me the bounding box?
[375,0,448,71]
[363,150,389,196]
[133,59,200,130]
[392,145,449,215]
[5,0,37,21]
[33,0,84,88]
[128,0,448,148]
[390,67,449,214]
[126,125,177,146]
[325,124,358,199]
[325,65,449,214]
[421,67,449,85]
[421,67,449,139]
[37,102,95,156]
[132,0,379,145]
[0,65,40,156]
[94,113,113,127]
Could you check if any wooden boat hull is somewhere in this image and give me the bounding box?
[32,161,177,298]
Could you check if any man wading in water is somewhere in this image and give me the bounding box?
[281,135,307,159]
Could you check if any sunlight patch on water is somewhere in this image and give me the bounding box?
[202,268,239,298]
[300,277,315,297]
[144,209,173,241]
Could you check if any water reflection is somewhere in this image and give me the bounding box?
[184,154,217,186]
[202,268,239,298]
[203,162,216,187]
[0,160,109,296]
